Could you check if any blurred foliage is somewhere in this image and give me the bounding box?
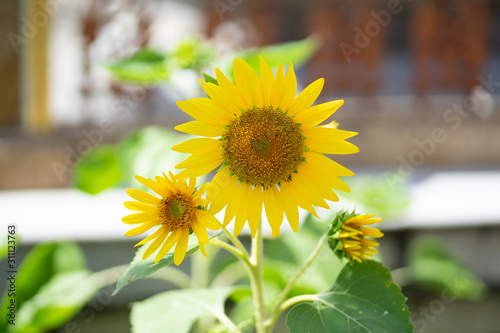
[287,261,413,333]
[131,287,237,333]
[104,49,169,85]
[265,214,344,293]
[213,35,320,79]
[73,145,122,195]
[340,172,411,219]
[74,126,190,194]
[408,237,486,301]
[103,35,319,87]
[172,37,215,70]
[0,243,98,333]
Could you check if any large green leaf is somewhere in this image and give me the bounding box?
[286,261,413,333]
[104,49,169,84]
[74,145,122,194]
[12,271,98,333]
[408,237,486,300]
[0,242,95,333]
[113,231,222,295]
[131,287,235,333]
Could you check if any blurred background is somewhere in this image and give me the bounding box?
[1,0,500,332]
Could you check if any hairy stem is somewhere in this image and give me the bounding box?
[266,233,328,330]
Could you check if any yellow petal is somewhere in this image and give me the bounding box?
[123,201,158,212]
[301,160,351,193]
[174,229,190,265]
[172,138,222,154]
[304,127,359,155]
[295,100,344,129]
[126,189,160,205]
[135,176,169,197]
[192,220,209,244]
[303,152,354,177]
[143,227,170,259]
[207,170,238,214]
[198,242,207,257]
[233,183,253,237]
[361,227,384,238]
[281,180,319,218]
[175,121,225,137]
[279,187,299,232]
[263,186,284,237]
[259,56,274,108]
[234,58,264,109]
[155,229,181,263]
[224,181,248,230]
[246,186,264,238]
[196,209,220,230]
[277,62,297,111]
[125,219,161,237]
[134,225,168,247]
[200,81,240,118]
[122,212,159,224]
[293,171,329,209]
[215,67,247,110]
[177,99,228,127]
[175,152,224,177]
[288,78,324,117]
[271,64,285,109]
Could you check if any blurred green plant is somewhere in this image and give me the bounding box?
[340,172,411,219]
[74,126,190,194]
[0,243,99,333]
[103,35,320,87]
[407,237,486,300]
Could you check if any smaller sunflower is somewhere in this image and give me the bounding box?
[328,211,384,263]
[122,172,219,265]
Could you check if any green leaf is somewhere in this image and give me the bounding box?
[408,237,486,300]
[104,48,169,84]
[131,287,235,333]
[74,145,122,195]
[286,261,413,333]
[0,242,93,333]
[113,231,222,295]
[13,271,98,333]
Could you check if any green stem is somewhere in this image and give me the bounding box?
[266,233,328,330]
[249,222,266,333]
[277,294,319,315]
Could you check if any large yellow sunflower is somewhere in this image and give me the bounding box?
[172,57,358,237]
[123,172,219,265]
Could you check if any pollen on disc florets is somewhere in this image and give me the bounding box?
[222,107,304,188]
[160,193,197,230]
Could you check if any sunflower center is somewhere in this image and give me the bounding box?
[222,107,304,188]
[161,194,196,230]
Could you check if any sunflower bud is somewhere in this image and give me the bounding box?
[327,211,384,263]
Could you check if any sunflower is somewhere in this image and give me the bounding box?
[328,212,384,263]
[172,57,358,237]
[122,172,219,265]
